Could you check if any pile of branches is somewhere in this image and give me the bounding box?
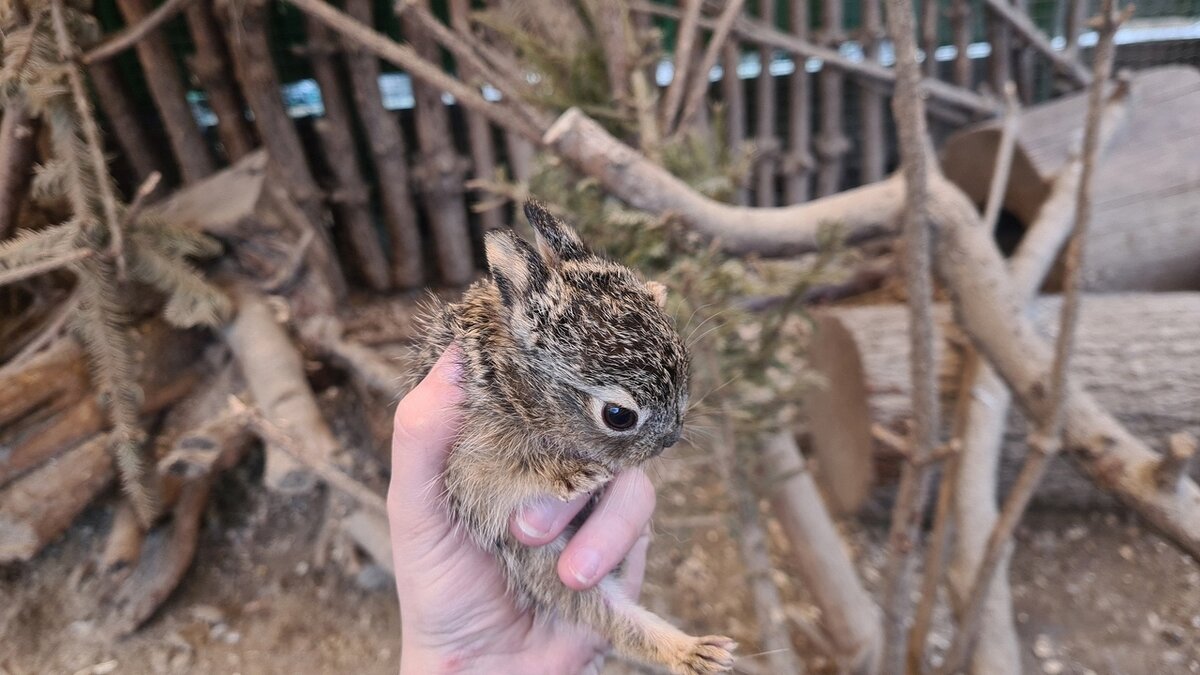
[1,1,1198,674]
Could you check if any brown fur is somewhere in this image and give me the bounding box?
[410,201,735,674]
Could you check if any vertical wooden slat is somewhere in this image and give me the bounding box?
[184,0,255,162]
[660,0,703,133]
[987,1,1013,94]
[816,0,849,196]
[114,0,215,183]
[449,0,504,234]
[721,42,749,205]
[1014,0,1036,102]
[921,0,939,77]
[342,0,425,289]
[1064,0,1088,62]
[86,60,165,185]
[860,0,887,183]
[402,0,476,286]
[754,0,777,207]
[305,17,392,292]
[950,0,973,88]
[783,0,812,203]
[220,0,346,297]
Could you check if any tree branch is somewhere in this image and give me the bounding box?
[81,0,198,64]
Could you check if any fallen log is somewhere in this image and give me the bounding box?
[808,293,1200,513]
[0,323,206,486]
[0,435,112,562]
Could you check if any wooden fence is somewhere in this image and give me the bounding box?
[82,0,1200,289]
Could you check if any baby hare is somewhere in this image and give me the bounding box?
[412,201,735,674]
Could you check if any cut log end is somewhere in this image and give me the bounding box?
[806,313,878,513]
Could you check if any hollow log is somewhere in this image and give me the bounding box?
[114,0,216,183]
[941,66,1200,291]
[342,0,425,289]
[305,16,392,292]
[0,435,113,563]
[807,294,1200,513]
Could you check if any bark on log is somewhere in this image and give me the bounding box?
[86,60,164,185]
[543,108,902,256]
[0,102,38,240]
[183,0,255,162]
[305,17,392,292]
[942,66,1200,291]
[0,435,113,563]
[0,337,89,429]
[401,0,477,286]
[343,0,425,289]
[223,289,339,493]
[114,0,216,183]
[808,294,1200,513]
[0,324,205,487]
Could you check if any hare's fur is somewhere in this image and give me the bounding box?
[411,201,735,674]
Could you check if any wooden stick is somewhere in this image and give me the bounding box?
[949,0,972,88]
[285,0,546,142]
[112,0,215,183]
[401,0,477,287]
[764,432,881,672]
[878,0,939,668]
[87,60,164,184]
[720,42,749,206]
[634,2,998,116]
[183,0,256,162]
[342,0,425,289]
[983,0,1092,87]
[982,83,1021,230]
[816,0,847,197]
[675,0,747,136]
[754,0,777,207]
[0,249,90,288]
[305,16,392,291]
[0,102,38,240]
[782,0,813,203]
[936,7,1131,669]
[449,0,504,233]
[660,0,702,132]
[859,0,887,184]
[82,0,197,64]
[921,0,939,77]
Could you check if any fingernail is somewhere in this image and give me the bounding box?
[568,548,601,585]
[516,498,559,538]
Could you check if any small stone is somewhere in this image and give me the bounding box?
[1033,634,1055,659]
[220,631,241,645]
[1064,525,1088,542]
[189,604,224,626]
[294,561,310,576]
[1164,650,1185,665]
[1118,545,1135,561]
[1041,659,1064,674]
[1190,614,1200,629]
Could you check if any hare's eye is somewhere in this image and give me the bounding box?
[602,403,638,431]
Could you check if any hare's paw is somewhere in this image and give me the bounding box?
[670,635,737,675]
[552,463,613,500]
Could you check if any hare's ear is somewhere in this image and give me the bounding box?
[645,281,669,308]
[485,229,548,308]
[524,199,589,265]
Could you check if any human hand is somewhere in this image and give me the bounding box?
[388,347,657,675]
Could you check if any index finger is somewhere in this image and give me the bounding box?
[387,346,464,525]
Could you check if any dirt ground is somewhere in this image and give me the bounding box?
[2,434,1198,674]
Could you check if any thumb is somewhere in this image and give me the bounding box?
[387,346,464,531]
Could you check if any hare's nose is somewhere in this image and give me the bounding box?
[662,429,681,449]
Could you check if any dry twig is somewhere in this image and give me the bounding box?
[673,0,747,135]
[877,0,939,669]
[82,0,198,63]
